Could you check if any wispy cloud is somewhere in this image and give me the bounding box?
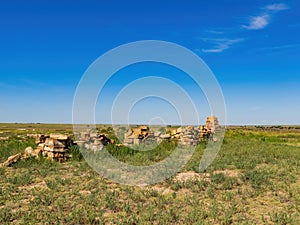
[243,3,289,30]
[199,3,289,53]
[242,14,270,30]
[206,30,224,35]
[264,3,289,11]
[201,38,244,53]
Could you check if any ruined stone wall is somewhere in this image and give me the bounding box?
[123,125,200,148]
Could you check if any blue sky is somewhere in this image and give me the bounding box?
[0,0,299,125]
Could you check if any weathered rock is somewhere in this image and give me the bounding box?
[133,139,141,145]
[90,132,98,138]
[161,134,171,139]
[176,127,182,133]
[24,146,35,157]
[37,143,45,149]
[0,153,22,167]
[35,148,43,157]
[45,138,54,147]
[49,133,69,140]
[36,134,49,144]
[54,140,65,148]
[199,115,220,141]
[154,131,161,137]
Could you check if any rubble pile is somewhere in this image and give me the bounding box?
[123,126,175,147]
[0,134,75,167]
[75,131,114,152]
[178,126,200,146]
[124,126,152,146]
[34,134,75,162]
[123,125,200,148]
[123,115,220,147]
[165,126,199,146]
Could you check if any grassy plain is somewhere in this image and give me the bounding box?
[1,124,300,224]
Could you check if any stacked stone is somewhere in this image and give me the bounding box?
[123,126,172,147]
[178,126,199,146]
[205,115,220,133]
[152,130,169,143]
[199,115,220,141]
[167,127,182,139]
[123,126,201,147]
[35,134,74,162]
[75,131,113,152]
[123,126,149,146]
[143,130,170,146]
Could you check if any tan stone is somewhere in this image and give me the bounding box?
[131,126,149,139]
[0,153,22,167]
[161,134,171,139]
[49,133,69,140]
[46,152,54,158]
[37,143,45,149]
[35,148,43,157]
[24,146,35,157]
[176,127,182,133]
[133,139,141,145]
[154,131,161,137]
[45,138,54,147]
[35,134,49,144]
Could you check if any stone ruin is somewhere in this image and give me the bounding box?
[126,116,219,147]
[93,115,220,148]
[0,133,76,167]
[177,126,200,146]
[199,115,220,141]
[34,134,75,162]
[123,125,153,146]
[0,116,220,166]
[75,130,114,152]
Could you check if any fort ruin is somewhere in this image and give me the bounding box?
[1,116,220,166]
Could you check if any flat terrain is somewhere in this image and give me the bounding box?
[1,124,300,224]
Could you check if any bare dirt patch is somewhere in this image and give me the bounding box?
[18,180,49,191]
[173,171,210,183]
[150,186,173,195]
[213,169,241,177]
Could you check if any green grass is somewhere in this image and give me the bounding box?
[105,139,178,166]
[0,136,36,162]
[0,126,300,224]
